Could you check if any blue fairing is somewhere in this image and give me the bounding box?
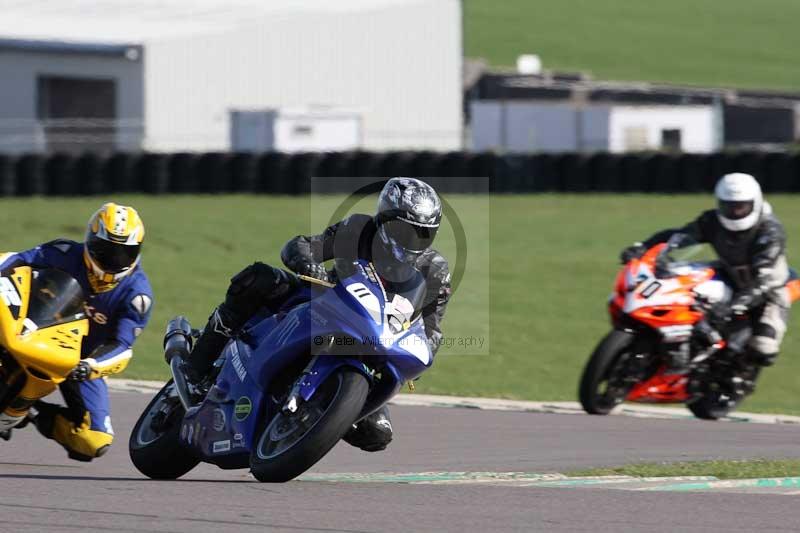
[179,260,432,465]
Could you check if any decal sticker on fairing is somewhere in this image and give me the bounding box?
[212,440,231,454]
[234,397,252,421]
[212,408,226,431]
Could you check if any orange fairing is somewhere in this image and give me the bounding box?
[629,306,704,328]
[640,243,668,267]
[788,279,800,304]
[626,370,690,403]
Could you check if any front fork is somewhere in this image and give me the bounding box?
[281,355,373,415]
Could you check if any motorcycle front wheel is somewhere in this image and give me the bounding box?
[250,368,369,482]
[129,380,199,479]
[579,329,637,415]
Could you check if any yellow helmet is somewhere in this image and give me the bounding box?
[83,203,145,293]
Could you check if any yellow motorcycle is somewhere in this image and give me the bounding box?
[0,266,89,434]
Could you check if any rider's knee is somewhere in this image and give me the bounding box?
[749,333,780,367]
[343,408,393,452]
[225,262,293,315]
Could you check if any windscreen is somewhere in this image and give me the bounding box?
[27,269,86,329]
[656,234,717,274]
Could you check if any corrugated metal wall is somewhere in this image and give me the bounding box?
[145,0,462,152]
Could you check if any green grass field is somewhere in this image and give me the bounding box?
[465,0,800,90]
[1,194,798,414]
[570,459,800,480]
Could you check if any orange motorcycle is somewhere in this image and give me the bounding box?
[579,234,800,420]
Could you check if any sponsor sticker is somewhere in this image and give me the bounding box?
[212,408,226,431]
[212,440,231,454]
[232,433,245,449]
[231,346,247,382]
[234,396,252,421]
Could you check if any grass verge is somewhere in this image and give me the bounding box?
[568,458,800,480]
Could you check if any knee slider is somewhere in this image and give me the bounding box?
[226,262,291,310]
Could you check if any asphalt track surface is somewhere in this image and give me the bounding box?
[3,392,800,532]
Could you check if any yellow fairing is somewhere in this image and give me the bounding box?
[0,267,88,412]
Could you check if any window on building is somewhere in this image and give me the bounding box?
[661,128,682,151]
[37,76,117,154]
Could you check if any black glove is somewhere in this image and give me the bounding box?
[620,243,647,264]
[68,360,92,382]
[730,292,757,316]
[705,301,732,324]
[297,262,330,283]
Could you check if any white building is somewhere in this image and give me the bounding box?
[0,0,462,154]
[471,102,722,154]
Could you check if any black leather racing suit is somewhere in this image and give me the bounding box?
[281,213,452,356]
[642,204,790,363]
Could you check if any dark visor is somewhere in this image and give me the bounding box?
[380,219,437,253]
[718,200,754,220]
[87,235,140,273]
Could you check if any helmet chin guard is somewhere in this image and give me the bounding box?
[714,173,763,232]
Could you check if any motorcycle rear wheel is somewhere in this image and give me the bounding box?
[129,380,199,479]
[579,329,636,415]
[250,368,368,482]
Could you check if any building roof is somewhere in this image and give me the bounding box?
[0,0,416,45]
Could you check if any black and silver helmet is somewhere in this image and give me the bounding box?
[375,178,442,262]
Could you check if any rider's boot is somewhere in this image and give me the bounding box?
[0,429,11,441]
[183,308,234,384]
[342,405,393,452]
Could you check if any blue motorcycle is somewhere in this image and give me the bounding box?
[129,259,432,482]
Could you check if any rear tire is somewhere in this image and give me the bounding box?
[129,381,199,480]
[579,330,636,415]
[250,369,369,482]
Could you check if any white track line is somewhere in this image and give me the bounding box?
[108,378,800,425]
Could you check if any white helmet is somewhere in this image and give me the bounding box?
[714,173,763,232]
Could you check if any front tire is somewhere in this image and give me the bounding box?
[129,380,199,479]
[579,330,636,415]
[250,369,369,482]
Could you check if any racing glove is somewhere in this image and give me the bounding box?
[620,242,647,264]
[730,290,762,316]
[68,361,92,382]
[296,261,330,283]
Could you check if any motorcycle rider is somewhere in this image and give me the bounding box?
[183,177,451,452]
[621,173,790,375]
[0,203,153,461]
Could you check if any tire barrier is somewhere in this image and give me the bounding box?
[15,154,46,196]
[0,155,14,197]
[0,151,797,197]
[75,153,105,195]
